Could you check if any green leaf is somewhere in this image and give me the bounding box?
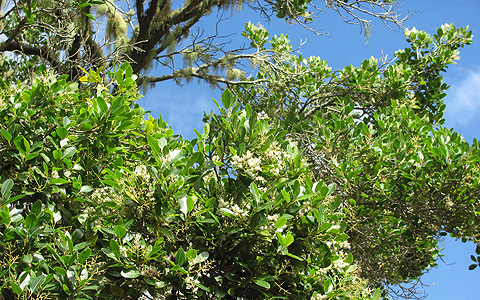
[175,247,186,266]
[1,179,14,198]
[186,249,198,261]
[324,278,332,294]
[102,248,117,260]
[84,13,96,21]
[62,147,76,159]
[285,252,304,261]
[468,264,477,270]
[250,182,260,204]
[253,279,270,289]
[147,134,160,157]
[158,137,167,150]
[23,137,30,153]
[25,152,39,161]
[203,122,210,138]
[313,206,324,226]
[50,178,69,185]
[25,213,38,230]
[221,89,235,109]
[79,185,93,193]
[78,248,92,264]
[120,269,141,278]
[56,127,68,139]
[30,274,46,293]
[114,225,127,240]
[187,196,195,213]
[178,196,188,215]
[110,239,120,259]
[281,190,290,202]
[275,217,287,229]
[193,251,209,264]
[219,207,235,217]
[346,253,354,264]
[53,149,62,160]
[54,267,67,276]
[327,183,336,196]
[284,234,294,246]
[62,283,70,295]
[1,127,12,143]
[72,229,84,243]
[11,282,22,295]
[372,288,382,300]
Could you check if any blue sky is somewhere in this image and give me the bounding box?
[138,1,480,298]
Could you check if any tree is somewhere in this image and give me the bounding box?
[0,64,375,299]
[1,0,479,299]
[0,0,405,86]
[230,22,480,296]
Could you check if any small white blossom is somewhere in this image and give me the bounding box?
[257,111,269,120]
[404,27,418,37]
[51,171,59,179]
[185,276,200,293]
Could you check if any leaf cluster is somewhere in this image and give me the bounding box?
[231,22,480,295]
[0,64,374,299]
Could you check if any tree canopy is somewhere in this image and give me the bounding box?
[0,1,479,300]
[0,0,405,86]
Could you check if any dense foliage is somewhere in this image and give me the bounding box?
[0,64,378,299]
[233,22,480,292]
[1,1,480,300]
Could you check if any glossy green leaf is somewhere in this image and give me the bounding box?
[147,134,160,157]
[176,247,186,266]
[253,279,270,289]
[30,274,46,293]
[275,217,287,229]
[120,269,141,278]
[62,147,76,159]
[110,239,120,259]
[1,179,13,198]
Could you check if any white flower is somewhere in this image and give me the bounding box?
[404,27,418,37]
[257,111,269,120]
[267,214,279,223]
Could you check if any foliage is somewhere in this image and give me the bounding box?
[1,1,480,299]
[0,0,405,87]
[231,22,480,295]
[0,64,377,299]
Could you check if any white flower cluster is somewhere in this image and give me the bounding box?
[130,233,148,253]
[257,111,269,120]
[331,257,350,270]
[134,164,151,180]
[258,214,287,238]
[231,143,289,181]
[217,197,250,219]
[264,143,289,176]
[231,150,263,180]
[155,149,184,166]
[185,275,200,293]
[404,27,419,37]
[90,187,120,204]
[317,240,352,276]
[129,164,156,206]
